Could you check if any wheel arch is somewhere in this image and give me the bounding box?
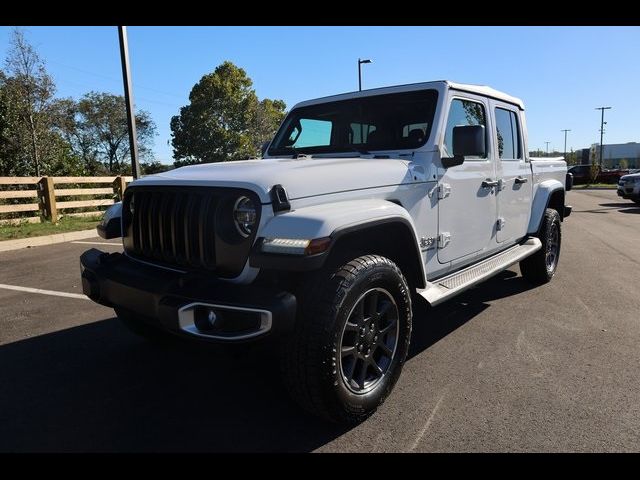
[528,180,565,235]
[327,218,427,289]
[250,199,427,289]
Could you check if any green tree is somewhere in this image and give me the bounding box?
[1,29,72,176]
[252,98,287,154]
[619,158,629,170]
[72,92,156,174]
[141,160,172,175]
[170,61,286,166]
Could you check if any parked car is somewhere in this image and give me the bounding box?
[617,172,640,204]
[567,164,624,185]
[81,80,571,423]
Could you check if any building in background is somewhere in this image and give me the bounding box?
[587,142,640,168]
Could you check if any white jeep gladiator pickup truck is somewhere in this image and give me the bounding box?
[80,80,572,423]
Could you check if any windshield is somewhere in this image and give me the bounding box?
[268,89,438,156]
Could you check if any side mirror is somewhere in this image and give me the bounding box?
[261,140,271,158]
[442,125,486,168]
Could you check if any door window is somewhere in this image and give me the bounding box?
[495,108,522,160]
[443,99,487,159]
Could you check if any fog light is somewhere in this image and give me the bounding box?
[194,307,222,331]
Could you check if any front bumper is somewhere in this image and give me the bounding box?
[80,248,296,342]
[617,186,640,200]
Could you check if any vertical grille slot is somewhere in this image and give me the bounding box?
[130,189,217,268]
[124,186,257,277]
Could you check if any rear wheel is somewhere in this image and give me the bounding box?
[280,255,412,424]
[519,208,561,285]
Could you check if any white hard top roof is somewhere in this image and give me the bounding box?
[293,80,525,110]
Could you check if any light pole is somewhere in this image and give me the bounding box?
[118,26,140,179]
[545,141,551,156]
[595,106,611,167]
[561,129,571,162]
[358,58,372,91]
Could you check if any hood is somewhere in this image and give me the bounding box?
[621,172,640,181]
[134,156,417,203]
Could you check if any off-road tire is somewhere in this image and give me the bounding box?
[520,208,561,285]
[280,255,412,424]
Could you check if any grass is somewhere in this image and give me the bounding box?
[573,183,617,189]
[0,215,102,241]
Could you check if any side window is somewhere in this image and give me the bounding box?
[495,107,522,160]
[443,99,487,159]
[291,119,333,148]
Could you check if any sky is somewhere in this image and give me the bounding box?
[1,26,639,163]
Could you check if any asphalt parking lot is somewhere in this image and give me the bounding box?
[0,189,639,452]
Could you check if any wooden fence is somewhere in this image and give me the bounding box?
[0,176,133,225]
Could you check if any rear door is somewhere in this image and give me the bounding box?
[493,104,532,243]
[437,94,498,264]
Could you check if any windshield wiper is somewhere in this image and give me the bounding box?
[345,145,370,155]
[281,145,311,159]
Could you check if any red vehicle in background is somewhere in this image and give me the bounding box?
[567,164,628,185]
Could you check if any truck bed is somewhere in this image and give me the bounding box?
[530,156,567,187]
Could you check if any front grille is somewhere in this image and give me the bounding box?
[122,186,260,277]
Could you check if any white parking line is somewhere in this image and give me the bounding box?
[71,241,121,246]
[0,283,89,300]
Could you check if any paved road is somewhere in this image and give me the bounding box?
[0,189,638,452]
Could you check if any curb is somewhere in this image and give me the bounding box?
[0,229,99,253]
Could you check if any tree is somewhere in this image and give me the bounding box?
[72,92,156,174]
[170,61,286,166]
[252,98,287,153]
[2,28,61,176]
[141,160,172,175]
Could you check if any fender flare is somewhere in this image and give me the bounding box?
[250,199,426,286]
[527,179,565,234]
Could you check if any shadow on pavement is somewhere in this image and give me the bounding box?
[0,270,535,452]
[408,270,535,359]
[0,320,346,452]
[598,202,640,215]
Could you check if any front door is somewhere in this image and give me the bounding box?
[437,95,497,264]
[493,104,532,243]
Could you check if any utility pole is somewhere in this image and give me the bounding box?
[561,129,571,162]
[595,106,611,168]
[118,26,141,179]
[545,141,551,156]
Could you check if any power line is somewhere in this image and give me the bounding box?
[53,77,178,107]
[47,58,184,99]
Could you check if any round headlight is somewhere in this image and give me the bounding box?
[233,196,257,237]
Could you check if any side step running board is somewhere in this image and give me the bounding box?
[417,237,542,307]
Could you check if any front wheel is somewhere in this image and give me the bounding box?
[519,208,561,285]
[280,255,412,424]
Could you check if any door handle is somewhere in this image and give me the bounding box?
[481,179,499,189]
[515,176,529,184]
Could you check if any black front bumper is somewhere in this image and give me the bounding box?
[617,189,639,200]
[80,248,296,342]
